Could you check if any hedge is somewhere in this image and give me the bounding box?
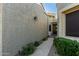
[53,37,79,56]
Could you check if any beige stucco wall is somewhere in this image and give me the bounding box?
[57,3,79,41]
[48,16,55,23]
[0,3,2,56]
[48,16,53,34]
[2,3,48,55]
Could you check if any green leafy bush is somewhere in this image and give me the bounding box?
[53,37,79,56]
[18,43,36,56]
[34,41,40,47]
[42,37,47,41]
[18,37,48,56]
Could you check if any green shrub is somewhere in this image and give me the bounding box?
[53,37,79,56]
[34,41,40,47]
[42,37,47,41]
[18,37,48,56]
[18,43,36,56]
[39,40,43,44]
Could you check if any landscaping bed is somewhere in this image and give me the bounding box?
[53,37,79,56]
[17,37,48,56]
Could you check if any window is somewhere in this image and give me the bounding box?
[66,10,79,37]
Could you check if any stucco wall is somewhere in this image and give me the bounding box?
[48,16,54,23]
[57,3,79,41]
[57,3,72,36]
[2,3,48,55]
[0,3,2,56]
[48,16,54,34]
[57,3,72,11]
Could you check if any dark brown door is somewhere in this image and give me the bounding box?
[52,22,57,35]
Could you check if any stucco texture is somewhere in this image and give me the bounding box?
[0,3,2,56]
[2,3,48,55]
[57,3,79,41]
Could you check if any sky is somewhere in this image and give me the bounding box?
[43,3,57,13]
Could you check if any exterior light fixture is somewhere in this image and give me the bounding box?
[34,16,37,21]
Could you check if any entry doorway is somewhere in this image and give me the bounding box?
[48,24,52,36]
[48,22,57,36]
[52,22,57,35]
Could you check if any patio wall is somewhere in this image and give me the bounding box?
[0,3,2,56]
[2,3,48,55]
[57,3,79,41]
